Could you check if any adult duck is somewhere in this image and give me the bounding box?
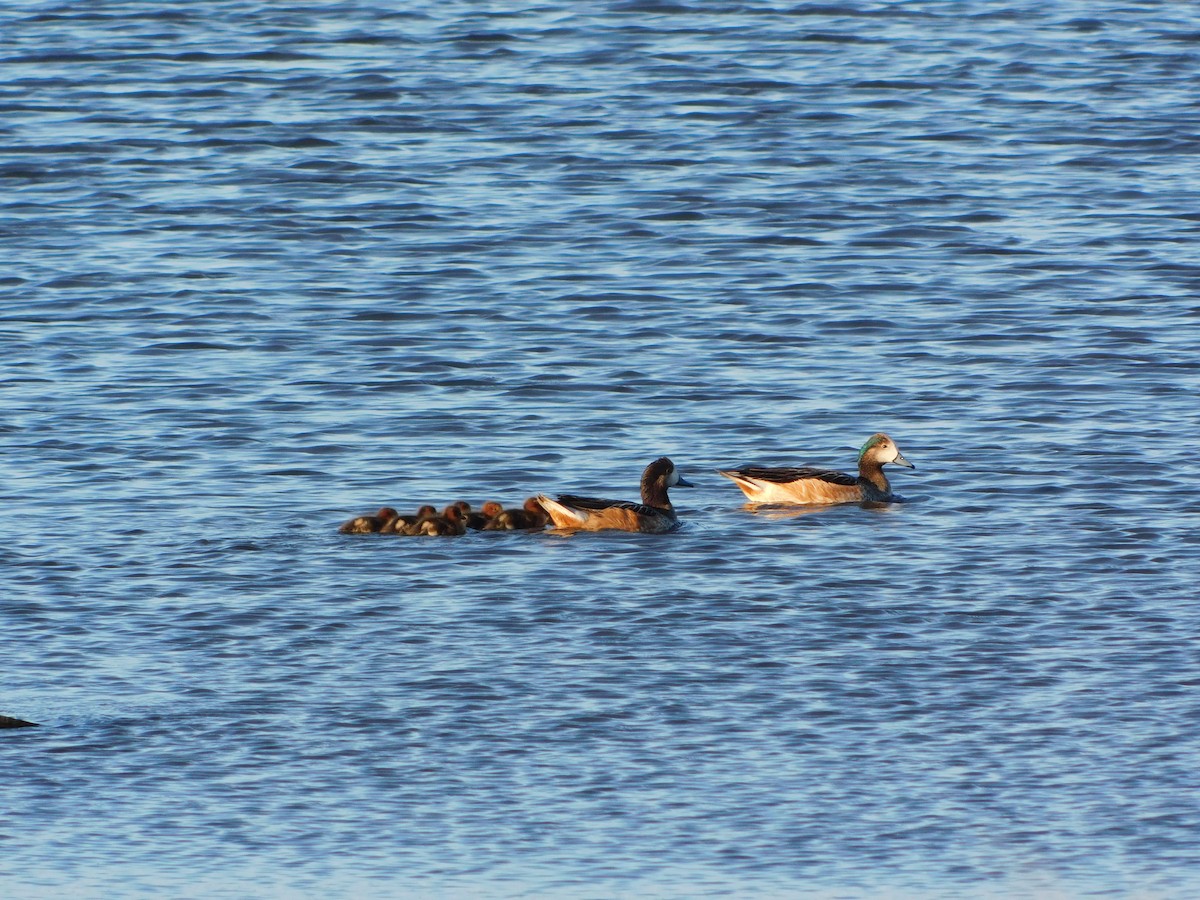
[718,433,915,505]
[537,457,694,533]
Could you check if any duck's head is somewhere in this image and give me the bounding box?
[415,504,437,518]
[444,505,465,523]
[376,507,400,521]
[643,456,696,492]
[523,496,546,514]
[858,433,915,469]
[481,501,504,518]
[454,500,472,514]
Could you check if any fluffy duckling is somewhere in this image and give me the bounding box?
[484,497,549,531]
[415,504,467,536]
[536,457,694,534]
[384,504,438,534]
[718,432,915,505]
[464,500,504,530]
[338,506,400,534]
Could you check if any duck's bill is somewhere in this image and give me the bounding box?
[893,454,915,469]
[675,476,696,487]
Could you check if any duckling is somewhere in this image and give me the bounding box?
[536,457,694,534]
[484,497,549,531]
[464,500,504,530]
[718,432,915,505]
[338,506,400,534]
[415,504,467,536]
[384,504,438,534]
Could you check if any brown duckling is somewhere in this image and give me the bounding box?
[384,504,438,534]
[485,496,551,531]
[338,506,400,534]
[465,500,504,530]
[415,504,467,536]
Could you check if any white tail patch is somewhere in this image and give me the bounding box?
[718,470,769,501]
[535,494,588,528]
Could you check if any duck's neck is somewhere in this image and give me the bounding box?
[857,460,891,497]
[641,478,673,511]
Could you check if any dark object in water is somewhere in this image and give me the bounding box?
[0,715,38,729]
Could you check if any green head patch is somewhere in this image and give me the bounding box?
[858,434,886,463]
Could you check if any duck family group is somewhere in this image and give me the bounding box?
[339,433,916,536]
[8,436,911,732]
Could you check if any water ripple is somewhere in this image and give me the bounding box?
[3,1,1200,897]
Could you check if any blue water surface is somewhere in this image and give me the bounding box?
[3,1,1200,897]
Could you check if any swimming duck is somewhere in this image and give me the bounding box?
[484,497,549,531]
[382,505,439,534]
[414,504,467,536]
[338,506,400,534]
[464,500,504,530]
[718,432,914,505]
[537,457,694,533]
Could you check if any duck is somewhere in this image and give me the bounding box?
[394,504,455,536]
[718,432,914,505]
[464,500,504,530]
[382,504,438,534]
[414,504,467,536]
[484,497,549,531]
[338,506,400,534]
[536,457,694,533]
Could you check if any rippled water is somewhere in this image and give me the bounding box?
[4,1,1200,897]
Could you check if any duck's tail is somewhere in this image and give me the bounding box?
[716,469,758,497]
[535,494,587,528]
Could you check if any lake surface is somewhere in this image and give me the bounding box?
[4,1,1200,896]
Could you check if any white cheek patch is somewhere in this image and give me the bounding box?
[668,467,679,486]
